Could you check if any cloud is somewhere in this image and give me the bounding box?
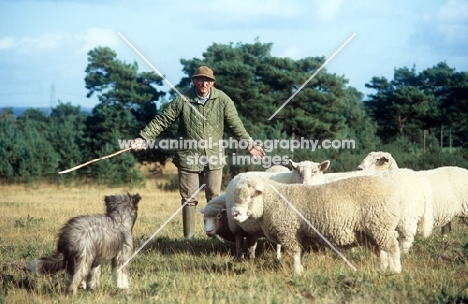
[316,0,345,21]
[0,28,121,55]
[78,28,120,53]
[414,0,468,55]
[0,36,15,50]
[21,32,72,51]
[190,0,302,29]
[0,32,72,54]
[0,33,71,53]
[279,45,305,59]
[432,0,468,44]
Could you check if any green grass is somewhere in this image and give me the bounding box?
[1,182,468,303]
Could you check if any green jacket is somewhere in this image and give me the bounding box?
[140,86,252,172]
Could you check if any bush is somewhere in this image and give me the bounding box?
[157,173,179,191]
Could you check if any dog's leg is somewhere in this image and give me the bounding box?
[67,256,91,295]
[112,246,131,289]
[112,259,129,289]
[87,264,102,290]
[68,273,87,294]
[79,280,87,290]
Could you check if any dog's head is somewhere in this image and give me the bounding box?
[104,193,141,226]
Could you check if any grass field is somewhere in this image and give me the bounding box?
[1,165,468,303]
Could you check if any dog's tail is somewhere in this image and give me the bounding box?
[28,253,65,274]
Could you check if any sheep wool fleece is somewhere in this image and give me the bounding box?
[139,87,251,172]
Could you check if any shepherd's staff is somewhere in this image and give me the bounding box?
[58,147,133,174]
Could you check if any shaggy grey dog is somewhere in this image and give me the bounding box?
[28,193,141,295]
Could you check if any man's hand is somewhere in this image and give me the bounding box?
[130,137,146,150]
[248,142,265,158]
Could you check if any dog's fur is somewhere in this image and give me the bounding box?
[28,193,141,295]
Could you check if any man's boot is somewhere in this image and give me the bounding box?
[182,204,196,239]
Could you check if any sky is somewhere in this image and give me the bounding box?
[0,0,467,110]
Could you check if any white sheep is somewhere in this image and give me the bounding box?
[201,159,330,260]
[417,166,468,234]
[289,159,330,185]
[357,151,468,235]
[320,168,433,253]
[356,151,399,171]
[198,199,271,259]
[199,200,236,243]
[265,165,290,173]
[231,175,408,275]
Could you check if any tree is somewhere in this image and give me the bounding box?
[91,131,145,187]
[178,41,358,141]
[84,46,171,183]
[177,40,376,176]
[441,71,468,147]
[0,109,58,183]
[85,46,165,127]
[420,62,468,148]
[48,101,87,182]
[365,66,439,144]
[85,46,170,168]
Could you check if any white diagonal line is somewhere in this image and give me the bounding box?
[268,33,356,120]
[118,184,206,272]
[118,32,206,121]
[267,183,357,272]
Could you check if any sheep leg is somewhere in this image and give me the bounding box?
[245,236,258,260]
[462,217,468,225]
[292,250,304,275]
[441,222,452,235]
[377,231,401,274]
[396,221,417,254]
[388,246,401,274]
[379,250,389,272]
[276,244,282,260]
[287,248,303,275]
[234,233,245,260]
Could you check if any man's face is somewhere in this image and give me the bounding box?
[193,77,214,97]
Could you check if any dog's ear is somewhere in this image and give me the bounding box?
[104,195,111,206]
[131,193,142,206]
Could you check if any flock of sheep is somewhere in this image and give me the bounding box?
[199,151,468,275]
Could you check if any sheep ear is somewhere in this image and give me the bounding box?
[254,183,264,194]
[220,209,227,216]
[320,160,330,172]
[198,207,205,214]
[283,158,293,170]
[379,156,389,163]
[289,159,298,170]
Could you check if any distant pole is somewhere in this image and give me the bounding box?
[449,128,452,153]
[423,129,426,154]
[50,82,56,110]
[440,124,444,149]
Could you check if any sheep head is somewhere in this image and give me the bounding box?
[199,204,227,237]
[356,151,398,171]
[289,159,330,185]
[231,179,265,222]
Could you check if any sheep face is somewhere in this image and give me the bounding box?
[203,214,220,237]
[289,160,330,185]
[356,151,398,171]
[232,180,264,223]
[199,206,224,237]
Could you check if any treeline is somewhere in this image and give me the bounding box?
[1,41,467,186]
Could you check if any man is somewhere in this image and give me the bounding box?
[131,66,265,238]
